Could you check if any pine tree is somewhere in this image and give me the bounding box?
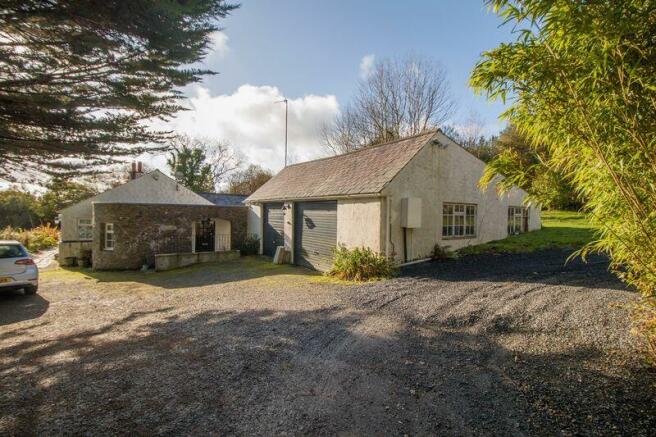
[167,144,215,193]
[0,0,237,180]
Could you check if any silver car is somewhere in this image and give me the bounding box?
[0,240,39,295]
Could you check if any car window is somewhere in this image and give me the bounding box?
[0,244,27,259]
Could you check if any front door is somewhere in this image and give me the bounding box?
[195,219,215,252]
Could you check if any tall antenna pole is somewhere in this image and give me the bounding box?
[276,98,288,167]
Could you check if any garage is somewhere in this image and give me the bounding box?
[294,201,337,271]
[263,202,284,257]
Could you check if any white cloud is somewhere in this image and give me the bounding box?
[359,54,375,80]
[148,85,339,174]
[207,31,230,60]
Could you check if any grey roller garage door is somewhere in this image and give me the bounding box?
[294,201,337,271]
[263,203,284,257]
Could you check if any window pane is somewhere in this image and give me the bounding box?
[0,244,27,258]
[105,223,115,249]
[78,219,92,240]
[443,203,477,237]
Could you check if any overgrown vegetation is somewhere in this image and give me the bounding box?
[167,135,240,192]
[632,298,656,366]
[238,235,260,256]
[227,165,273,195]
[480,126,582,210]
[1,179,97,228]
[0,224,59,252]
[459,211,595,255]
[431,244,456,261]
[328,246,397,281]
[471,0,656,364]
[0,190,41,229]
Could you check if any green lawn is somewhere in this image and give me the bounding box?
[458,210,597,255]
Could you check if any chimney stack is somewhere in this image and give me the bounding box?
[130,161,144,180]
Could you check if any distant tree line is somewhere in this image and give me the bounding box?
[322,55,455,154]
[1,151,274,230]
[166,134,272,195]
[0,179,97,229]
[445,124,582,211]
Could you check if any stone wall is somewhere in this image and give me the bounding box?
[155,250,240,271]
[92,203,247,270]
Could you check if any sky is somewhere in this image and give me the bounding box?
[2,1,517,191]
[148,0,516,175]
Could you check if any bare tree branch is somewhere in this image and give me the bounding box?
[323,55,456,154]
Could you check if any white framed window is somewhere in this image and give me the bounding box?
[442,203,477,238]
[508,206,529,235]
[104,223,115,251]
[78,218,93,240]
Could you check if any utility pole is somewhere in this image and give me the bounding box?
[276,98,288,167]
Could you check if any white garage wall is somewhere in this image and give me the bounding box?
[382,132,541,262]
[336,198,383,253]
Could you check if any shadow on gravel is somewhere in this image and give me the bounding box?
[402,249,629,292]
[0,291,49,327]
[1,304,654,436]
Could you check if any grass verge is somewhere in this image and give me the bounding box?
[41,256,355,287]
[458,210,596,255]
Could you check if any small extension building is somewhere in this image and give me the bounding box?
[59,169,247,270]
[245,130,541,270]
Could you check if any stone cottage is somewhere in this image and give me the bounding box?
[59,169,247,270]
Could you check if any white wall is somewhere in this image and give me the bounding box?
[382,132,541,262]
[215,219,231,251]
[247,204,262,238]
[60,198,93,242]
[92,170,212,205]
[336,198,383,252]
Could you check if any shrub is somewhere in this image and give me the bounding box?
[632,299,656,367]
[0,224,59,252]
[239,234,260,256]
[431,244,455,261]
[328,246,397,281]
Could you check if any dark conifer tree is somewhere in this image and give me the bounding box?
[0,0,238,180]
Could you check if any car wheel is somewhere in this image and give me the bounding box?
[24,285,38,295]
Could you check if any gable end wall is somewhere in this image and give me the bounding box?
[382,133,540,262]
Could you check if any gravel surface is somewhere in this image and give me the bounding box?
[1,251,654,436]
[33,248,57,269]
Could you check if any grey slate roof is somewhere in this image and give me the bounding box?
[198,192,247,207]
[246,130,437,203]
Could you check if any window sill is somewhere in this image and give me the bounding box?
[103,248,114,251]
[442,236,477,240]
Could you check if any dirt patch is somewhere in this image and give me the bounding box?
[0,252,654,435]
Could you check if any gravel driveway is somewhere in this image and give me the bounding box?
[1,252,654,436]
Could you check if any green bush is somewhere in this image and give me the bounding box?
[0,224,59,252]
[431,244,455,261]
[328,246,397,281]
[633,298,656,367]
[239,234,260,256]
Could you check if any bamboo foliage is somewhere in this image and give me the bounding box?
[471,0,656,297]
